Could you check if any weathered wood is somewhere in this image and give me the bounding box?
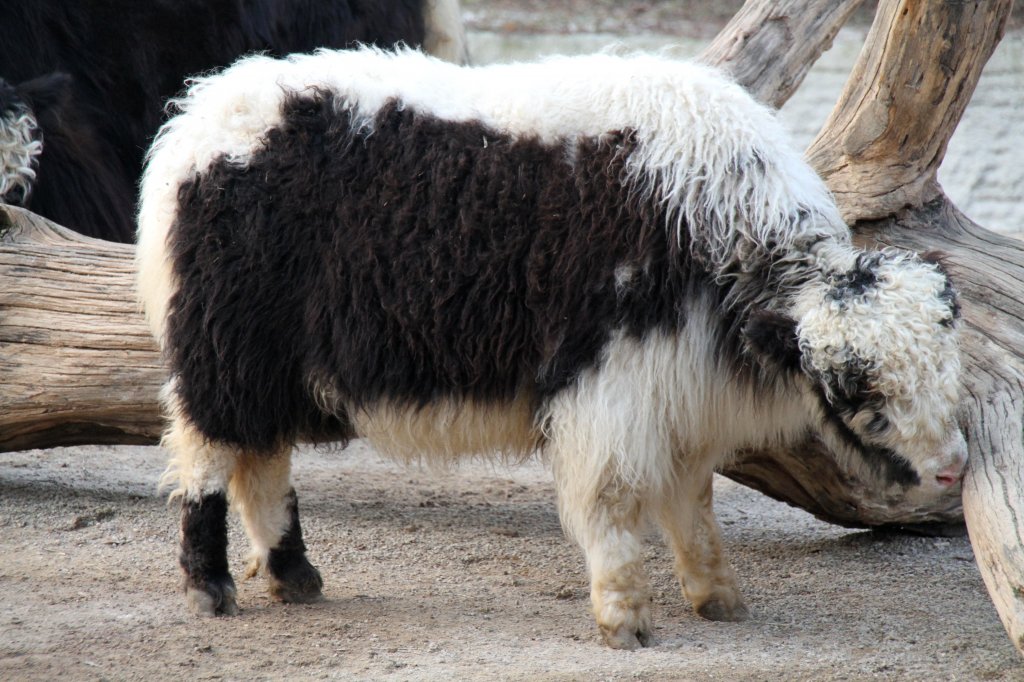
[701,0,866,108]
[0,205,163,450]
[806,0,1023,656]
[807,0,1012,223]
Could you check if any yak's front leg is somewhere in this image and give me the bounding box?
[231,449,323,604]
[164,419,239,616]
[655,468,748,622]
[553,459,653,650]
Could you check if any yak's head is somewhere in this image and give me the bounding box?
[746,248,966,493]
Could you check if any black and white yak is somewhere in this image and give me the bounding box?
[0,0,466,242]
[137,48,968,650]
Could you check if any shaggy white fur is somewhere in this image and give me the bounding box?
[794,243,965,481]
[138,48,846,339]
[0,103,41,204]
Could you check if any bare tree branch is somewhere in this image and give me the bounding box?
[807,0,1013,222]
[700,0,866,108]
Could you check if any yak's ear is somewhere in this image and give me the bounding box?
[744,309,802,372]
[13,72,73,114]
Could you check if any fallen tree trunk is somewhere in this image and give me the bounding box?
[0,205,163,450]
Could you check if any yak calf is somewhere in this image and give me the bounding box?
[137,48,966,649]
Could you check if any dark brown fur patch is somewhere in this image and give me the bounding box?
[918,251,961,323]
[267,489,323,602]
[165,91,775,450]
[180,492,235,601]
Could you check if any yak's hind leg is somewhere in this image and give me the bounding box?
[654,468,748,622]
[230,449,323,604]
[163,419,240,616]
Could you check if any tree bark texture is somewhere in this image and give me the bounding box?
[0,205,163,450]
[807,0,1012,223]
[701,0,866,108]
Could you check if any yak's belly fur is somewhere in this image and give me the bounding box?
[349,397,542,462]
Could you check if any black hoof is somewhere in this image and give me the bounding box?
[268,555,324,603]
[696,598,749,622]
[185,576,238,616]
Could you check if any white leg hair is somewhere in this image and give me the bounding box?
[159,382,294,573]
[162,411,321,607]
[229,448,295,579]
[653,466,748,621]
[551,453,653,650]
[543,336,674,649]
[160,416,238,503]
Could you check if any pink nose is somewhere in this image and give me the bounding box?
[935,460,966,488]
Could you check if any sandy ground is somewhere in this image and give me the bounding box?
[2,2,1024,680]
[1,443,1020,681]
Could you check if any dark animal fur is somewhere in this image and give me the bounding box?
[920,250,961,324]
[827,252,882,302]
[0,0,429,241]
[180,492,236,610]
[267,489,323,602]
[743,309,802,373]
[167,92,733,449]
[3,73,136,239]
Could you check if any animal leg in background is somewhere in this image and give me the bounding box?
[231,450,323,604]
[655,467,748,622]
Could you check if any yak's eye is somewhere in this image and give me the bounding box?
[865,412,889,436]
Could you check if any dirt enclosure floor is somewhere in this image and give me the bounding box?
[1,443,1020,681]
[2,2,1024,680]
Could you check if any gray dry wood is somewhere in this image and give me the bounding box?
[0,206,163,450]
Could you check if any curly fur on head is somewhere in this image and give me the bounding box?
[0,81,42,205]
[792,243,964,483]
